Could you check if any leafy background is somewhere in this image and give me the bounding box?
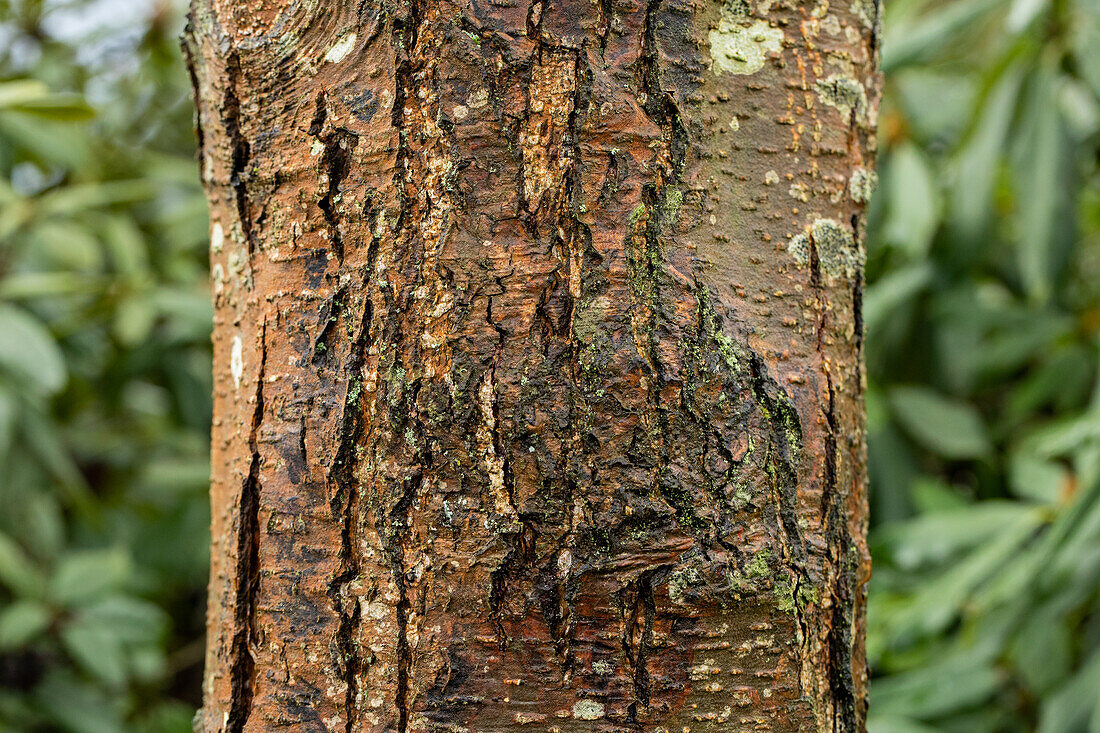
[0,0,1098,730]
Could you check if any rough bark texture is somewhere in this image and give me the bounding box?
[184,0,878,729]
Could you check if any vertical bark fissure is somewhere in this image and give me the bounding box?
[749,354,806,565]
[180,29,205,167]
[327,280,376,731]
[621,570,656,721]
[823,376,857,732]
[808,198,860,730]
[310,92,361,262]
[389,0,423,725]
[228,319,266,733]
[221,51,254,258]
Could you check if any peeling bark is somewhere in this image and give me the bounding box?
[185,0,879,728]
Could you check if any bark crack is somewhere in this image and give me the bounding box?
[310,92,361,262]
[387,0,423,724]
[326,284,375,732]
[227,319,266,733]
[221,51,255,260]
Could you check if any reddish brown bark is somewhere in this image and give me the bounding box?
[184,0,878,729]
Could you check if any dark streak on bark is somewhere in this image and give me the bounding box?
[388,0,422,725]
[222,51,254,257]
[310,92,361,262]
[180,24,206,170]
[622,570,655,724]
[850,213,865,387]
[597,0,613,56]
[228,320,266,733]
[639,0,687,183]
[311,285,347,364]
[748,354,806,566]
[326,286,375,732]
[822,377,857,733]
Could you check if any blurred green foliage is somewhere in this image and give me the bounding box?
[0,0,1099,730]
[866,0,1100,729]
[0,1,209,730]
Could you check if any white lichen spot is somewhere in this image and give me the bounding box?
[513,712,547,725]
[816,75,867,117]
[764,170,780,185]
[211,222,224,254]
[592,659,614,675]
[212,263,225,295]
[849,167,877,204]
[452,104,469,122]
[788,182,810,202]
[230,335,243,390]
[310,139,325,156]
[557,549,572,578]
[468,88,489,109]
[323,33,357,64]
[729,117,740,131]
[851,0,876,28]
[821,13,841,35]
[690,660,722,680]
[787,219,862,282]
[710,18,784,76]
[573,700,605,720]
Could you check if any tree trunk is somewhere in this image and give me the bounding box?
[183,0,878,728]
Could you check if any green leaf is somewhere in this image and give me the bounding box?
[868,718,939,733]
[79,596,166,644]
[871,652,1002,718]
[0,600,52,650]
[49,549,132,606]
[35,670,125,733]
[0,305,67,396]
[60,616,127,687]
[876,500,1030,570]
[0,387,15,459]
[864,263,934,338]
[0,80,92,120]
[1008,0,1051,30]
[1038,649,1100,733]
[1014,62,1073,303]
[1008,451,1068,503]
[888,386,993,459]
[0,533,46,599]
[948,63,1022,247]
[883,144,940,256]
[883,0,1007,71]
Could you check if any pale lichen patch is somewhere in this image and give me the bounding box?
[787,230,811,267]
[709,18,784,76]
[323,33,357,64]
[572,700,605,720]
[211,222,224,254]
[788,218,862,282]
[815,75,867,118]
[849,167,877,204]
[230,334,243,390]
[851,0,876,28]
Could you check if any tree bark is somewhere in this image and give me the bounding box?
[183,0,878,729]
